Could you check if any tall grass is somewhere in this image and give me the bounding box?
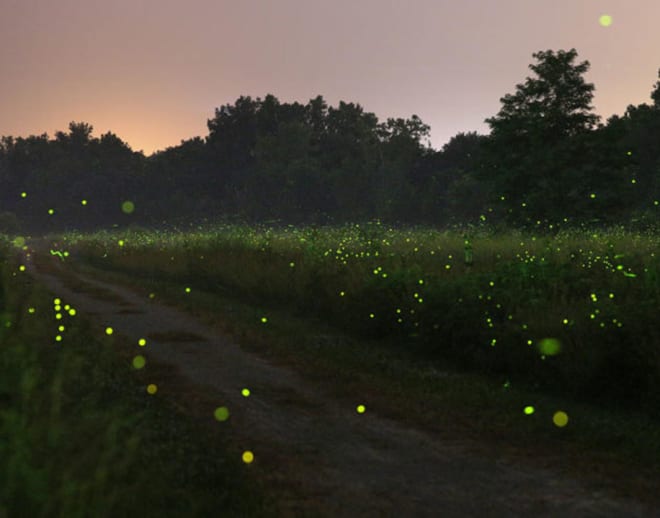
[67,222,660,415]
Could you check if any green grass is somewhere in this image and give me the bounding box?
[64,222,660,414]
[0,244,271,517]
[21,221,660,504]
[63,249,660,506]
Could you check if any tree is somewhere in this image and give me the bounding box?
[432,132,491,223]
[375,115,432,221]
[651,68,660,108]
[481,49,600,224]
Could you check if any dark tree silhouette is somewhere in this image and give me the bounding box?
[481,49,600,224]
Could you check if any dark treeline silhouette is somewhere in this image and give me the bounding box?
[1,48,659,234]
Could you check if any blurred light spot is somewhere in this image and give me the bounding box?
[538,338,561,356]
[214,406,230,421]
[147,384,158,394]
[121,200,135,214]
[599,14,612,27]
[357,404,366,413]
[133,355,146,369]
[553,411,569,427]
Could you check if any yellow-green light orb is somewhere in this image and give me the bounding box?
[121,200,135,214]
[242,450,254,464]
[553,410,569,427]
[599,14,612,27]
[133,355,146,369]
[214,406,230,421]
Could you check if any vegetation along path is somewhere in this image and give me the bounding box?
[23,243,656,517]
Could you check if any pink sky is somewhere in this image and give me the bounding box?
[2,0,659,154]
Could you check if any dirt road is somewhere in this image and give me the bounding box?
[23,246,656,517]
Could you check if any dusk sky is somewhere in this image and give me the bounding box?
[2,0,659,155]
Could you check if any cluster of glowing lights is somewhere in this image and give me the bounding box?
[51,297,77,342]
[28,221,659,464]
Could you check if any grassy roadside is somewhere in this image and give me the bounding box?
[69,224,660,416]
[0,248,272,517]
[66,253,660,507]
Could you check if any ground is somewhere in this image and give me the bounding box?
[21,242,658,517]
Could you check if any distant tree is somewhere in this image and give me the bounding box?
[375,115,431,220]
[206,96,260,205]
[651,68,660,108]
[481,49,600,224]
[431,132,491,223]
[320,101,382,220]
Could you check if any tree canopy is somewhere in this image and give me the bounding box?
[1,49,659,233]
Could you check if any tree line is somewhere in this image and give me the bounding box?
[1,48,659,234]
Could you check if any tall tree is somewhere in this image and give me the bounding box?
[481,49,600,224]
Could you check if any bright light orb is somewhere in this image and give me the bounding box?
[599,14,612,27]
[242,450,254,464]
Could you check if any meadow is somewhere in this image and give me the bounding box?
[63,221,660,416]
[0,236,270,517]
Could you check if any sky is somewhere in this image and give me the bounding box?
[2,0,659,155]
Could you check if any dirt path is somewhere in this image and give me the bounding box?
[23,246,655,517]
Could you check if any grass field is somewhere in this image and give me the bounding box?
[0,238,271,517]
[64,221,660,415]
[4,222,660,511]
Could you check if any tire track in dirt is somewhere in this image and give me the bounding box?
[24,248,655,517]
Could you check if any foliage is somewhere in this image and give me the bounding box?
[70,223,660,415]
[1,49,659,232]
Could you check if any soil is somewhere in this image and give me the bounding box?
[21,243,658,517]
